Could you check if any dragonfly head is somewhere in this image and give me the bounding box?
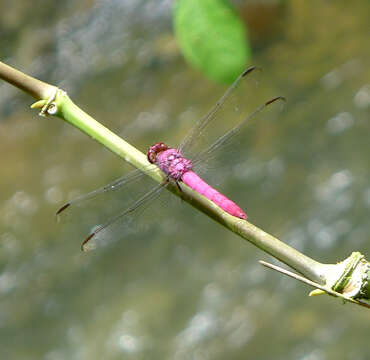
[147,142,169,164]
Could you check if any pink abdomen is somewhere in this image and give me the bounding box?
[182,171,247,219]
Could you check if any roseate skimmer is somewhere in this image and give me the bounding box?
[57,66,284,251]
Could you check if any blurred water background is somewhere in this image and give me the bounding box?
[0,1,370,359]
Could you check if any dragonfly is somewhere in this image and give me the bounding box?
[57,66,284,251]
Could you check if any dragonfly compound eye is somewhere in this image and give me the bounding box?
[147,142,169,164]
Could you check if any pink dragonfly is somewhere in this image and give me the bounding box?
[57,66,284,251]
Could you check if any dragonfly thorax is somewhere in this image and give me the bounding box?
[147,142,193,180]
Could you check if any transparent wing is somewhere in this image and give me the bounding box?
[56,167,166,250]
[81,182,167,251]
[56,168,146,215]
[192,96,285,169]
[178,66,285,179]
[179,66,264,161]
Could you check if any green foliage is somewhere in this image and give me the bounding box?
[173,0,251,84]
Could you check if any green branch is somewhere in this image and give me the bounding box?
[1,60,368,307]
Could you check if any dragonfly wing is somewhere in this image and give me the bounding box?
[193,96,285,170]
[56,168,146,216]
[81,182,167,251]
[177,66,285,181]
[179,67,283,163]
[185,96,285,218]
[57,166,166,250]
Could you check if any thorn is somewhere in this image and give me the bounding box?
[309,289,326,297]
[30,100,46,109]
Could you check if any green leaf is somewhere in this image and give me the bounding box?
[174,0,251,84]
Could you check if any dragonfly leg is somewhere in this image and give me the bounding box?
[176,180,182,193]
[175,180,187,201]
[163,176,185,200]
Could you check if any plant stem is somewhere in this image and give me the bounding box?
[0,61,57,100]
[0,61,342,285]
[56,92,165,184]
[53,86,326,283]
